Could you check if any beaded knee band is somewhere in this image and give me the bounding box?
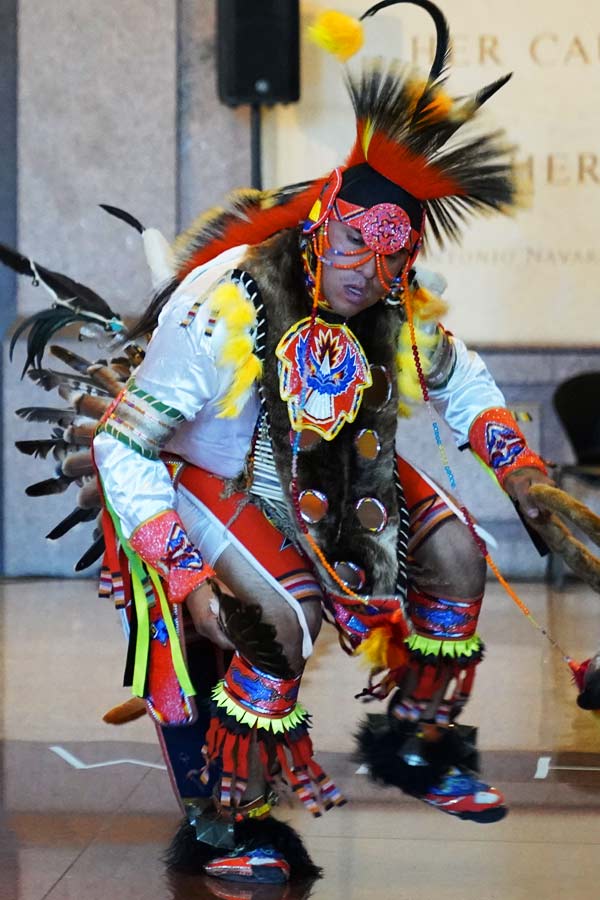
[408,591,482,641]
[217,653,304,727]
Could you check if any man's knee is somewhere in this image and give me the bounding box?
[412,518,487,598]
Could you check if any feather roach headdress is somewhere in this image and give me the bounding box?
[174,0,517,278]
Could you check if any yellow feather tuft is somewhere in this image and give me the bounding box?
[223,303,256,331]
[219,334,253,366]
[217,355,263,419]
[211,282,245,314]
[355,625,393,669]
[209,280,262,418]
[308,10,364,62]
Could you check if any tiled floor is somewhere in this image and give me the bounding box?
[2,577,600,899]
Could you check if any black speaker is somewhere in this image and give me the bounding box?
[217,0,300,107]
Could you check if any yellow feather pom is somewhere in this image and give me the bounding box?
[308,10,364,62]
[219,334,253,366]
[210,282,242,314]
[355,626,393,669]
[217,355,263,419]
[223,302,256,330]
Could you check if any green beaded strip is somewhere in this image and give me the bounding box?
[97,379,186,460]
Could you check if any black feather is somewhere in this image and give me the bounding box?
[28,367,110,396]
[10,309,78,374]
[25,475,73,497]
[74,536,105,571]
[46,506,98,540]
[0,241,116,318]
[16,406,76,425]
[16,438,68,461]
[163,818,223,875]
[100,204,145,234]
[360,1,450,82]
[0,242,43,278]
[215,587,294,678]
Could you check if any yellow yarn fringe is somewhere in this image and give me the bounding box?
[308,10,364,62]
[397,285,448,417]
[208,281,263,418]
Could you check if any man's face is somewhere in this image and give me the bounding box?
[320,219,409,318]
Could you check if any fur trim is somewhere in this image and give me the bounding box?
[164,819,223,874]
[235,816,322,881]
[356,713,479,796]
[173,183,327,281]
[244,229,406,597]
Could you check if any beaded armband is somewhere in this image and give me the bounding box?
[97,379,186,460]
[129,509,213,603]
[469,406,547,488]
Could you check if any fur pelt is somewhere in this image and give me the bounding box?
[356,713,479,797]
[528,483,600,593]
[243,229,405,596]
[235,817,322,881]
[165,814,322,882]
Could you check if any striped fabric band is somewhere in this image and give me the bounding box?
[278,568,321,603]
[407,493,455,555]
[98,379,186,459]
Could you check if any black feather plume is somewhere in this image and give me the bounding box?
[216,588,295,678]
[360,1,450,82]
[16,406,76,425]
[16,438,68,461]
[46,506,98,540]
[100,204,145,234]
[0,241,116,318]
[25,475,74,497]
[75,536,105,571]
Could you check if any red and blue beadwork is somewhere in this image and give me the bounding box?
[408,590,482,640]
[468,407,547,488]
[223,653,301,718]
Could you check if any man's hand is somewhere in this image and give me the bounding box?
[503,466,556,522]
[186,582,234,650]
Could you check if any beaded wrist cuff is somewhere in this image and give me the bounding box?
[129,509,213,603]
[469,406,547,488]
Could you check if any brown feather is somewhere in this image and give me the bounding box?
[102,697,147,725]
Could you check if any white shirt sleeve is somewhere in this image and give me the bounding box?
[93,267,233,538]
[428,336,506,446]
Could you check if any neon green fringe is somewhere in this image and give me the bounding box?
[211,681,308,733]
[405,633,483,659]
[101,491,195,700]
